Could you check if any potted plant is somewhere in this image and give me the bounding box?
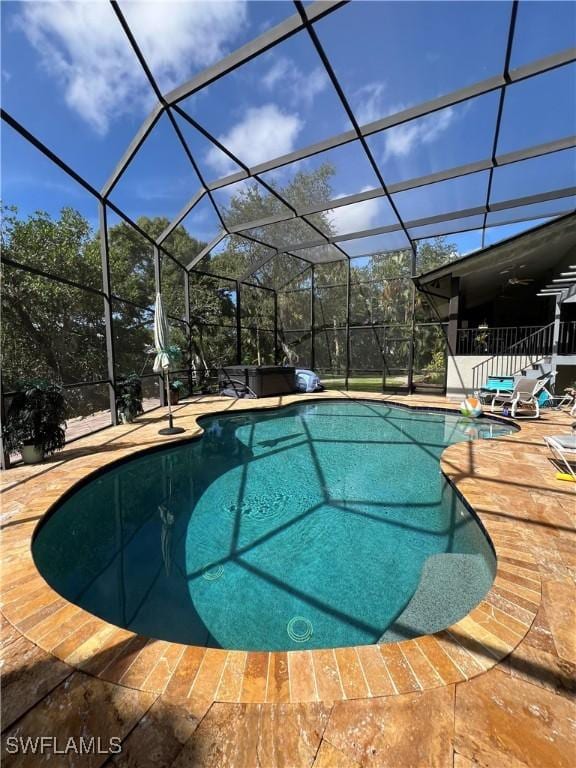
[164,345,183,403]
[169,379,185,405]
[115,374,143,424]
[167,344,182,366]
[3,380,67,464]
[474,321,490,353]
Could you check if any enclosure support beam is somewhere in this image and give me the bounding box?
[186,233,227,271]
[0,376,10,470]
[482,1,519,248]
[167,104,350,264]
[219,135,576,233]
[101,104,164,199]
[153,244,161,293]
[238,248,280,284]
[157,189,206,246]
[406,246,420,393]
[447,276,461,356]
[99,203,118,425]
[162,1,345,106]
[207,48,574,191]
[310,265,316,371]
[274,186,576,257]
[407,289,417,393]
[236,281,242,365]
[184,272,193,395]
[414,276,461,397]
[294,0,415,256]
[345,259,351,391]
[273,291,279,365]
[550,297,562,377]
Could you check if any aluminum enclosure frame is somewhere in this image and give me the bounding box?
[2,0,575,468]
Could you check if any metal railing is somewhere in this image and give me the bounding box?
[471,322,557,390]
[559,320,576,355]
[456,325,545,355]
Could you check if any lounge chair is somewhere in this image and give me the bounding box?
[544,434,576,481]
[474,375,515,405]
[489,377,542,418]
[478,371,550,406]
[538,373,575,410]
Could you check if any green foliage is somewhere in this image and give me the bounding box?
[205,164,336,287]
[3,380,66,454]
[416,236,457,274]
[2,171,457,415]
[166,344,182,367]
[204,165,339,366]
[1,206,203,415]
[422,346,448,385]
[1,205,101,286]
[115,373,143,422]
[2,206,106,390]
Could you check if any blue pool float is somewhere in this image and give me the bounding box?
[295,369,323,393]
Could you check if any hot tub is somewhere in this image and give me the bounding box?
[219,365,296,398]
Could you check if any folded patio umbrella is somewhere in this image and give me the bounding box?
[153,292,184,435]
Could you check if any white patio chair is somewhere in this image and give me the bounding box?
[544,434,576,481]
[490,377,542,418]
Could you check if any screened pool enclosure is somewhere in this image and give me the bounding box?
[2,1,575,451]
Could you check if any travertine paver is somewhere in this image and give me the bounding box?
[1,392,575,766]
[0,393,544,702]
[454,668,575,768]
[322,686,455,767]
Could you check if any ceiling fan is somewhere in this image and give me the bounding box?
[499,264,535,286]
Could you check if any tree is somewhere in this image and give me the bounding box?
[2,207,196,409]
[2,206,106,391]
[1,185,459,413]
[416,236,457,275]
[1,203,245,407]
[413,237,459,384]
[202,164,339,366]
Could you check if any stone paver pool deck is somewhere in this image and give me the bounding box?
[1,392,574,767]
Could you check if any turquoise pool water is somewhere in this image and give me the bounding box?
[33,401,514,651]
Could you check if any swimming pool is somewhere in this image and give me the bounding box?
[33,400,515,651]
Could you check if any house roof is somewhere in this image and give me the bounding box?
[416,212,576,311]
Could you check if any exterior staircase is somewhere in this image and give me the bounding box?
[471,322,555,391]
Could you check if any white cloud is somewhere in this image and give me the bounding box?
[354,82,456,159]
[383,108,455,158]
[354,82,387,125]
[305,68,329,106]
[262,58,291,90]
[328,190,383,235]
[206,104,303,174]
[262,56,328,108]
[18,0,247,135]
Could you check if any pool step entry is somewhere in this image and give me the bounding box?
[379,553,493,643]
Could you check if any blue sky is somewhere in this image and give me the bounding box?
[2,0,575,257]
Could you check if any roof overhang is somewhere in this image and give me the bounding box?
[416,213,576,313]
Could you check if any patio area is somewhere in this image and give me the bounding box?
[1,392,574,767]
